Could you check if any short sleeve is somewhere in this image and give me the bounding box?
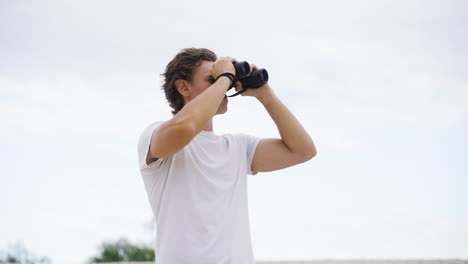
[137,121,165,171]
[238,133,262,176]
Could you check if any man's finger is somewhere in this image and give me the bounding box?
[226,56,236,63]
[235,81,242,91]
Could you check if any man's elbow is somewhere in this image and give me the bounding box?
[300,147,317,162]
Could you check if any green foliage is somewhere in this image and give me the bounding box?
[0,242,51,264]
[88,238,155,263]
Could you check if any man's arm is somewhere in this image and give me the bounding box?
[146,57,235,164]
[250,84,317,172]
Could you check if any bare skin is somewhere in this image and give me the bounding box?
[146,57,317,172]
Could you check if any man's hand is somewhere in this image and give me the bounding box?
[210,56,237,79]
[233,63,272,100]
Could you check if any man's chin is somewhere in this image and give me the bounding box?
[215,106,228,115]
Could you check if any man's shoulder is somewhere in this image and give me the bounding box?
[140,120,166,134]
[137,120,167,146]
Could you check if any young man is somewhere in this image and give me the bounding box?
[137,48,316,264]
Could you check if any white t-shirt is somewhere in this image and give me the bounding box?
[137,121,262,264]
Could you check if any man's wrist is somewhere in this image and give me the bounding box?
[256,85,275,105]
[216,75,232,91]
[215,73,235,89]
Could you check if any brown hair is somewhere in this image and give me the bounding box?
[161,48,217,115]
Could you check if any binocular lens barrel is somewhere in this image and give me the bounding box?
[227,61,269,97]
[246,69,269,88]
[233,61,250,78]
[240,68,268,89]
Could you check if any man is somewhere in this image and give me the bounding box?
[137,48,316,264]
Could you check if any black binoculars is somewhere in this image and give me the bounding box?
[227,61,269,97]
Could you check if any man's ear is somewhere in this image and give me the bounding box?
[175,79,191,98]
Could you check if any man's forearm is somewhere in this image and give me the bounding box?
[175,77,230,132]
[257,86,317,157]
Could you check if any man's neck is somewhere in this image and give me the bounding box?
[203,119,214,131]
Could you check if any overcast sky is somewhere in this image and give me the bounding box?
[1,0,467,263]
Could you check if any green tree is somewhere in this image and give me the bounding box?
[88,238,154,263]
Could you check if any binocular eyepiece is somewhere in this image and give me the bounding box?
[227,61,269,97]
